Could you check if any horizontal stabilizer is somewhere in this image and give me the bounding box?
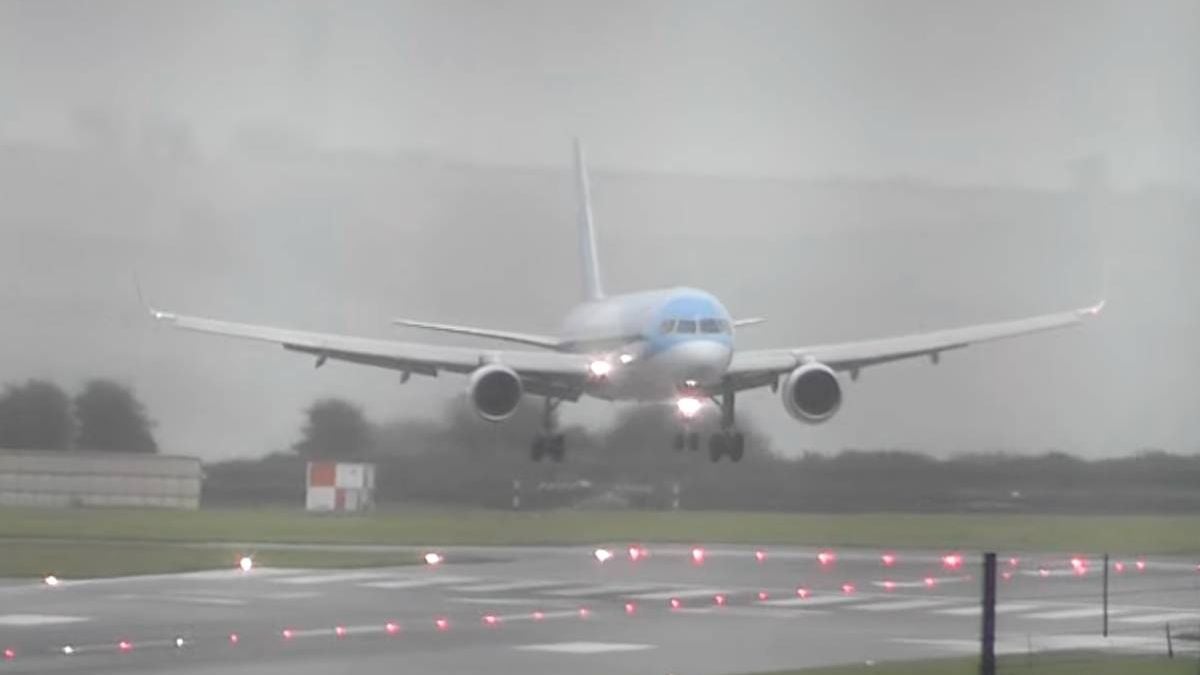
[393,319,562,350]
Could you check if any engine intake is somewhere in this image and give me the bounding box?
[781,362,842,423]
[467,364,523,422]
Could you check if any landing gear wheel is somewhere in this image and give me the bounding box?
[672,432,685,452]
[728,432,745,463]
[708,433,727,462]
[687,432,701,452]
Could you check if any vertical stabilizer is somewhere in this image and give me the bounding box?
[573,138,605,301]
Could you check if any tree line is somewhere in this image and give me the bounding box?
[0,379,157,453]
[201,395,1200,514]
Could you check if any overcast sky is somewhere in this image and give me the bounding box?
[0,1,1196,460]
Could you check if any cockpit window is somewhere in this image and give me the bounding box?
[660,319,676,334]
[700,318,725,334]
[675,319,697,333]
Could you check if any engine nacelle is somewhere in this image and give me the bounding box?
[467,364,524,422]
[781,362,842,423]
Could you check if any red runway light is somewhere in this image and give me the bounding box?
[841,583,855,595]
[335,625,347,638]
[795,587,810,599]
[228,633,239,645]
[882,580,896,591]
[578,607,591,618]
[282,629,294,640]
[118,640,133,653]
[385,622,401,635]
[1114,561,1125,573]
[757,591,769,601]
[435,618,449,631]
[1008,557,1020,567]
[941,553,963,570]
[1001,571,1013,581]
[881,553,896,567]
[691,547,706,564]
[1038,568,1049,577]
[714,594,726,606]
[3,648,14,660]
[1135,560,1146,572]
[817,550,836,566]
[532,611,544,621]
[924,577,937,588]
[628,546,646,561]
[625,602,637,615]
[669,598,681,610]
[482,615,499,627]
[755,549,767,563]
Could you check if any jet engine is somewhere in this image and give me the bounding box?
[467,364,524,422]
[781,362,842,423]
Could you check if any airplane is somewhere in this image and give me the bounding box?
[148,140,1103,463]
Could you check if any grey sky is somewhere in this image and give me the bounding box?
[0,1,1196,460]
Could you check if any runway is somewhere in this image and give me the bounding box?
[1,544,1197,674]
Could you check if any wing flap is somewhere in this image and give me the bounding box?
[393,318,562,350]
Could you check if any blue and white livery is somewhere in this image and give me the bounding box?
[151,140,1103,462]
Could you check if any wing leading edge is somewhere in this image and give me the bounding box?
[727,300,1104,388]
[151,309,591,397]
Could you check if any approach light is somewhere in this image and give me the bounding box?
[754,549,767,563]
[593,548,613,563]
[385,622,400,635]
[3,648,14,661]
[43,575,60,587]
[841,583,856,595]
[117,641,133,653]
[61,645,75,656]
[817,550,836,566]
[941,553,963,570]
[424,552,443,566]
[238,556,254,573]
[795,587,810,599]
[676,397,703,419]
[690,547,706,564]
[881,553,896,567]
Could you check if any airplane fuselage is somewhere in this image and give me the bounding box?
[558,286,734,401]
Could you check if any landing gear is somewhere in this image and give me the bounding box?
[531,398,565,462]
[707,385,745,463]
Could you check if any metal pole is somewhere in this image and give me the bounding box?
[1103,552,1110,637]
[1167,622,1174,659]
[981,552,997,675]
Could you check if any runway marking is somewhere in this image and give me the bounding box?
[454,580,568,593]
[272,571,394,585]
[873,576,970,589]
[360,575,479,590]
[545,582,683,597]
[628,587,729,600]
[1117,611,1200,625]
[0,614,89,626]
[760,595,861,608]
[850,599,957,612]
[932,602,1045,616]
[1023,606,1134,620]
[515,641,655,654]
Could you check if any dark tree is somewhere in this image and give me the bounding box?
[74,380,158,453]
[0,380,74,450]
[293,398,374,459]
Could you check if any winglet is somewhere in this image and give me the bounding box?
[133,274,176,322]
[573,138,604,302]
[1079,298,1106,317]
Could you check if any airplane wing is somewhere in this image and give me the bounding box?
[393,318,562,350]
[725,300,1104,391]
[151,309,592,399]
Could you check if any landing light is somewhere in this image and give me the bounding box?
[618,353,635,365]
[588,360,613,378]
[677,397,703,419]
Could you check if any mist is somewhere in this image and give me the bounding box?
[0,0,1196,460]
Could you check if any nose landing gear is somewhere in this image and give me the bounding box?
[708,386,744,463]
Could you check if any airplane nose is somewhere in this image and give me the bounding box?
[671,339,732,386]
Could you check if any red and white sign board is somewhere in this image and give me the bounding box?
[306,462,375,512]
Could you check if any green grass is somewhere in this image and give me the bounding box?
[1,507,1199,554]
[766,653,1195,674]
[0,540,420,578]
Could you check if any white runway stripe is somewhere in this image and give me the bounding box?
[1117,612,1200,625]
[933,602,1045,616]
[0,614,89,626]
[850,599,956,612]
[628,587,730,600]
[515,642,655,654]
[454,580,566,593]
[1023,606,1132,620]
[272,571,392,585]
[360,575,478,590]
[545,583,682,597]
[761,595,861,608]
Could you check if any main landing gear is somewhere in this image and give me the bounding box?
[673,386,745,463]
[531,397,565,462]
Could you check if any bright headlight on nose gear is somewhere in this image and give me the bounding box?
[676,397,703,418]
